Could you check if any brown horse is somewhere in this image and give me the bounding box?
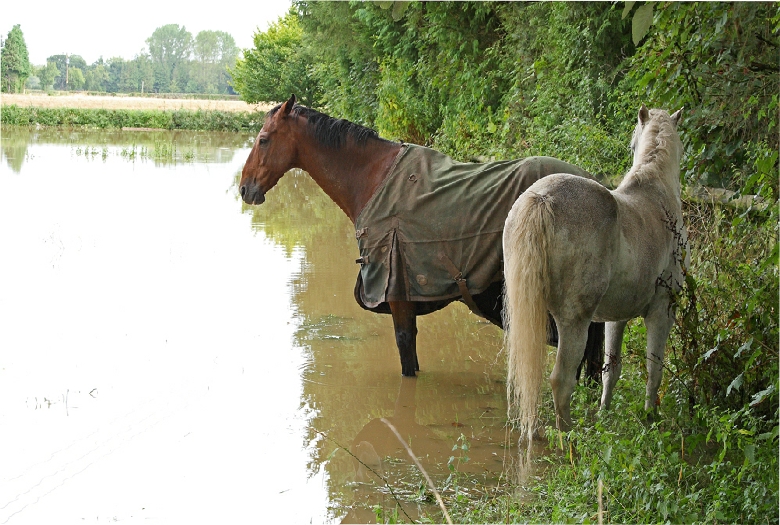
[240,94,604,378]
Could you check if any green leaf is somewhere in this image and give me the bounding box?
[726,373,744,396]
[757,425,779,441]
[733,339,752,359]
[743,443,756,464]
[632,3,655,46]
[622,1,636,19]
[750,384,776,407]
[702,346,718,361]
[391,1,410,22]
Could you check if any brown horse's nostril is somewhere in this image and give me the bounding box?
[239,185,246,198]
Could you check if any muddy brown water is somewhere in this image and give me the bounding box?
[0,127,524,523]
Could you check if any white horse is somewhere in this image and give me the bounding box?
[502,106,687,443]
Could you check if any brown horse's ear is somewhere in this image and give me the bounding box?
[638,104,650,125]
[281,94,296,116]
[670,108,683,128]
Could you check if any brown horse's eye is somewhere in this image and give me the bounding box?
[258,138,269,146]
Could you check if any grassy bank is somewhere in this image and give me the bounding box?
[1,104,264,133]
[445,374,779,524]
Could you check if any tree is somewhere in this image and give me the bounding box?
[124,53,155,93]
[191,30,238,93]
[231,10,321,106]
[1,24,32,93]
[85,59,110,92]
[295,1,379,125]
[68,55,87,72]
[192,30,219,92]
[146,24,193,92]
[47,55,67,89]
[214,31,239,93]
[25,74,40,90]
[67,67,85,90]
[104,55,153,93]
[37,60,59,90]
[47,54,87,90]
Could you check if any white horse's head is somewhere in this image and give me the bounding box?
[631,105,683,154]
[629,105,684,191]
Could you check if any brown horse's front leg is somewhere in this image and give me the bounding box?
[389,301,419,377]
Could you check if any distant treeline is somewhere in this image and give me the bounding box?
[24,91,242,101]
[7,24,240,95]
[1,105,262,132]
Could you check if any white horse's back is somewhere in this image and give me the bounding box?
[504,173,618,440]
[503,106,685,443]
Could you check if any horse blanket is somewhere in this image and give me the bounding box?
[354,144,591,315]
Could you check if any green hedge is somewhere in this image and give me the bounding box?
[0,105,264,132]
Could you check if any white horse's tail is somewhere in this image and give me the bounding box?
[503,191,554,444]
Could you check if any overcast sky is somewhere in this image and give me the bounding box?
[2,0,293,65]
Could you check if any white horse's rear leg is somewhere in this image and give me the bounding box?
[644,307,674,416]
[549,319,591,431]
[600,320,628,410]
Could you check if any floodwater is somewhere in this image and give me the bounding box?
[0,127,516,524]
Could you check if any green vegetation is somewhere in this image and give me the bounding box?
[0,105,263,132]
[1,24,32,93]
[445,379,778,523]
[4,23,239,94]
[231,10,321,107]
[231,2,778,523]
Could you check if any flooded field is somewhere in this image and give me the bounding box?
[0,126,516,523]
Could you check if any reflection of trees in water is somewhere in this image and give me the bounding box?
[241,170,350,257]
[1,126,32,173]
[245,169,510,520]
[1,125,254,169]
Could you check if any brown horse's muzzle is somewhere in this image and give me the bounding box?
[239,183,265,205]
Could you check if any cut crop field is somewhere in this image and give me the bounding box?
[1,93,271,113]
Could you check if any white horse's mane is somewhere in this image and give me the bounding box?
[622,109,682,194]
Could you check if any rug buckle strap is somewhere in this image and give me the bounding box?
[438,253,483,317]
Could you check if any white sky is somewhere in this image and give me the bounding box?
[1,0,293,65]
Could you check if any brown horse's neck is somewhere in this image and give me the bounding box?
[294,132,403,224]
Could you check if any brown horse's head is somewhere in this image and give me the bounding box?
[240,94,299,205]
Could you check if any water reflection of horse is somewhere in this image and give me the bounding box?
[503,106,686,443]
[240,94,603,378]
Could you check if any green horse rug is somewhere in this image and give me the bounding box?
[354,144,592,317]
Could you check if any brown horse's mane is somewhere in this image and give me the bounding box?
[267,103,393,149]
